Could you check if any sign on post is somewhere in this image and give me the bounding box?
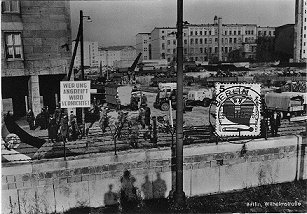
[60,81,91,108]
[215,83,261,137]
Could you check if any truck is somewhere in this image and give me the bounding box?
[187,88,214,107]
[153,83,193,111]
[105,84,133,107]
[264,92,306,118]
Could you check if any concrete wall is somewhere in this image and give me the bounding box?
[2,135,306,213]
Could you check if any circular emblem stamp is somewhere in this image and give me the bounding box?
[215,83,261,136]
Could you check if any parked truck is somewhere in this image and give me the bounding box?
[187,88,214,107]
[264,92,306,118]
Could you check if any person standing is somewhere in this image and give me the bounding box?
[140,93,147,107]
[48,115,57,143]
[270,110,281,137]
[138,106,146,129]
[60,114,69,143]
[99,103,109,133]
[26,109,35,130]
[69,111,78,141]
[144,105,151,128]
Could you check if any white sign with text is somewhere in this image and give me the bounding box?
[60,81,91,108]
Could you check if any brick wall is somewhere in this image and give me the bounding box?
[2,135,306,213]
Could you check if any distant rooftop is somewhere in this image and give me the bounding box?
[99,45,136,51]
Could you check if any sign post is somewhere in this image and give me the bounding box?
[60,81,91,108]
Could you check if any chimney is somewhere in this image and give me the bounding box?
[218,17,223,61]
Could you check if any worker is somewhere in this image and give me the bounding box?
[144,105,151,128]
[138,106,146,129]
[26,109,35,130]
[48,115,57,143]
[60,113,69,143]
[99,103,109,133]
[270,110,281,137]
[140,93,147,107]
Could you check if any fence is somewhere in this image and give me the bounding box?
[2,115,306,163]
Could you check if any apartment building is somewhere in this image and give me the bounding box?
[1,0,72,117]
[136,33,151,61]
[138,17,276,63]
[294,0,307,61]
[72,41,99,68]
[99,46,136,68]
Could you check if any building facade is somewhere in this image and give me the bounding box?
[1,0,72,117]
[294,0,307,61]
[136,33,151,61]
[99,46,136,68]
[72,41,99,68]
[138,17,275,63]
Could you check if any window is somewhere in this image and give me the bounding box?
[173,49,176,54]
[162,43,165,50]
[184,32,186,36]
[209,38,212,43]
[144,56,147,60]
[215,38,218,43]
[209,31,211,35]
[234,31,236,35]
[195,57,198,61]
[200,31,203,35]
[264,31,267,36]
[245,38,248,42]
[221,47,224,52]
[229,31,232,35]
[234,38,237,43]
[184,39,187,45]
[195,31,198,35]
[225,31,227,35]
[167,49,171,53]
[184,48,187,54]
[200,48,203,53]
[222,38,224,43]
[162,36,165,40]
[144,47,148,51]
[209,47,212,53]
[229,47,232,52]
[190,31,193,36]
[214,47,217,53]
[225,38,228,43]
[204,48,207,53]
[238,30,241,35]
[162,30,165,33]
[200,38,203,44]
[2,1,20,13]
[161,53,165,59]
[229,38,232,43]
[258,31,261,35]
[167,58,171,62]
[195,38,198,44]
[225,47,228,53]
[167,40,170,45]
[173,40,176,45]
[190,38,194,44]
[4,32,23,60]
[204,38,207,44]
[269,31,271,36]
[251,30,254,35]
[245,31,248,35]
[204,31,207,35]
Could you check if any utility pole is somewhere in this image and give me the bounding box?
[80,10,84,80]
[175,0,185,206]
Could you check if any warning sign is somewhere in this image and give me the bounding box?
[60,81,91,108]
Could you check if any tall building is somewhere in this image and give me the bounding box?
[72,41,99,68]
[1,0,72,117]
[99,46,136,68]
[138,17,273,63]
[294,0,307,61]
[275,24,295,62]
[136,33,151,61]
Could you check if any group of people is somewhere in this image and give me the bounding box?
[26,106,80,143]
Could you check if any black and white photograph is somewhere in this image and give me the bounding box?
[1,0,306,213]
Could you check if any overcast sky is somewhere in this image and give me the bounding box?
[70,0,294,47]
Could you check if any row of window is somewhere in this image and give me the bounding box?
[258,30,275,36]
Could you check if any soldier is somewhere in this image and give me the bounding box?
[138,106,146,129]
[144,105,151,128]
[26,109,35,130]
[48,115,57,143]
